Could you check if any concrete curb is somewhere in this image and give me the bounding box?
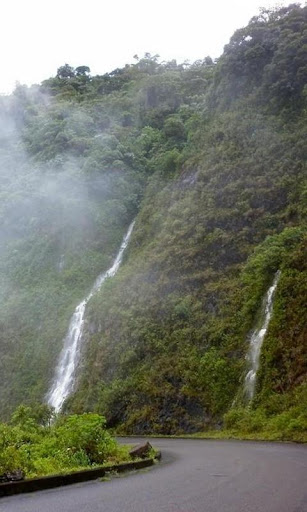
[118,434,306,445]
[0,452,161,498]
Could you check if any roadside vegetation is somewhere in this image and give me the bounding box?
[0,405,133,479]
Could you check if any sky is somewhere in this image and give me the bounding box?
[1,0,302,94]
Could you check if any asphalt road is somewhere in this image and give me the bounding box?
[1,438,307,512]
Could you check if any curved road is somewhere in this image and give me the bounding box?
[0,438,307,512]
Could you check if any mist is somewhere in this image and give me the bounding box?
[0,81,141,417]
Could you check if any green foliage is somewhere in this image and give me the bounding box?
[0,407,126,478]
[0,5,306,440]
[224,407,267,433]
[11,403,54,427]
[191,348,238,415]
[68,5,307,434]
[223,383,307,442]
[0,49,214,417]
[55,414,117,463]
[213,4,307,112]
[255,235,307,401]
[57,64,76,79]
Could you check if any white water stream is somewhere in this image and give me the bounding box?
[244,271,281,400]
[46,221,135,412]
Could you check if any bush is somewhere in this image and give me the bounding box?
[55,413,117,463]
[223,407,267,433]
[223,408,245,429]
[0,407,124,478]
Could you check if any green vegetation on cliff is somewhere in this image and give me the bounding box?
[0,4,306,436]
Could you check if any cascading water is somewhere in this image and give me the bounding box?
[46,221,135,412]
[244,271,281,400]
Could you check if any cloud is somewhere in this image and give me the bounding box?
[1,0,294,93]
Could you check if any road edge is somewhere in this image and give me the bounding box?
[0,452,162,498]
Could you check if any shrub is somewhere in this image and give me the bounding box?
[0,407,123,477]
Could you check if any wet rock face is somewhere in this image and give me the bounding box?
[106,393,207,435]
[129,442,153,459]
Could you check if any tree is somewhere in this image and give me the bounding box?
[75,66,91,77]
[56,64,75,79]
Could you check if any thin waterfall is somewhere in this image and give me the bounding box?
[46,221,135,412]
[244,271,281,400]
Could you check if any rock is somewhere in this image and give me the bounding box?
[0,469,25,483]
[129,441,153,459]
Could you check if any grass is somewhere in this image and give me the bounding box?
[117,430,307,444]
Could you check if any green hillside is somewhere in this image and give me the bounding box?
[0,4,306,437]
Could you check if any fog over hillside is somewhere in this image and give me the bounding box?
[0,4,306,443]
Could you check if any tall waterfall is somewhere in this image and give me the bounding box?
[244,271,281,400]
[46,221,135,412]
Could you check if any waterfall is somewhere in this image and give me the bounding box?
[244,271,281,400]
[46,221,135,412]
